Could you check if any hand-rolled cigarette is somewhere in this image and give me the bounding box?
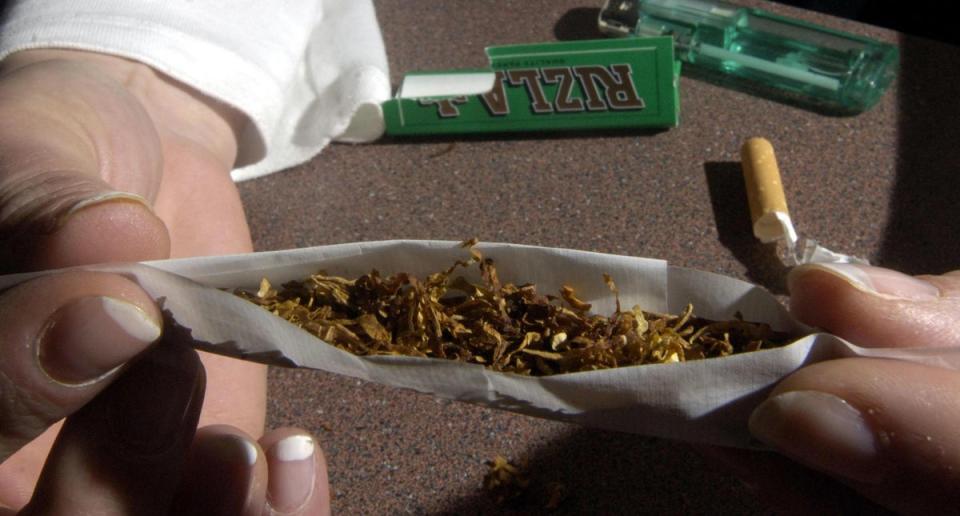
[740,137,798,250]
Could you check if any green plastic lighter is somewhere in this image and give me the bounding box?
[599,0,899,112]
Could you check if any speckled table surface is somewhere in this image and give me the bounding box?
[237,1,960,514]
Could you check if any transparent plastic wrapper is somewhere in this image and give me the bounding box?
[3,240,958,447]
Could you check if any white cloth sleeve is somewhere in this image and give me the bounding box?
[0,0,392,181]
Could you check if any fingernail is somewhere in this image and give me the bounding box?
[793,263,940,300]
[62,192,153,224]
[267,435,317,513]
[198,433,260,468]
[38,296,162,385]
[176,430,261,516]
[749,390,883,483]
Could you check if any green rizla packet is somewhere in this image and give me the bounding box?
[382,37,680,135]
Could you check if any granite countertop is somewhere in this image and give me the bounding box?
[237,1,960,513]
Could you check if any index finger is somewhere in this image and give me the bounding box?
[788,263,960,348]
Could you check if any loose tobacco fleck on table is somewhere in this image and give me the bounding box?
[483,455,529,504]
[234,240,793,375]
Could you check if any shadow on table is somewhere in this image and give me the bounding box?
[431,426,891,515]
[432,430,758,515]
[376,126,667,147]
[704,161,787,294]
[878,35,960,274]
[553,7,604,41]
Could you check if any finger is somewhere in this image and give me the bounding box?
[0,422,59,510]
[0,271,161,461]
[0,53,164,201]
[749,358,960,514]
[0,55,169,271]
[2,49,249,262]
[260,428,330,515]
[788,264,960,348]
[172,426,267,516]
[21,340,205,515]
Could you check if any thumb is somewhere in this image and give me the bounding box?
[22,339,205,515]
[0,180,170,272]
[0,55,169,272]
[747,265,960,514]
[0,271,162,461]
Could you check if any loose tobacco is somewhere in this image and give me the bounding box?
[234,240,792,376]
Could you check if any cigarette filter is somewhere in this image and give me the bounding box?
[740,137,797,250]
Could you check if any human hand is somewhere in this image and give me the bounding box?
[707,264,960,515]
[0,271,330,515]
[0,49,272,509]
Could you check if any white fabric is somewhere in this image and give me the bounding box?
[0,0,392,181]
